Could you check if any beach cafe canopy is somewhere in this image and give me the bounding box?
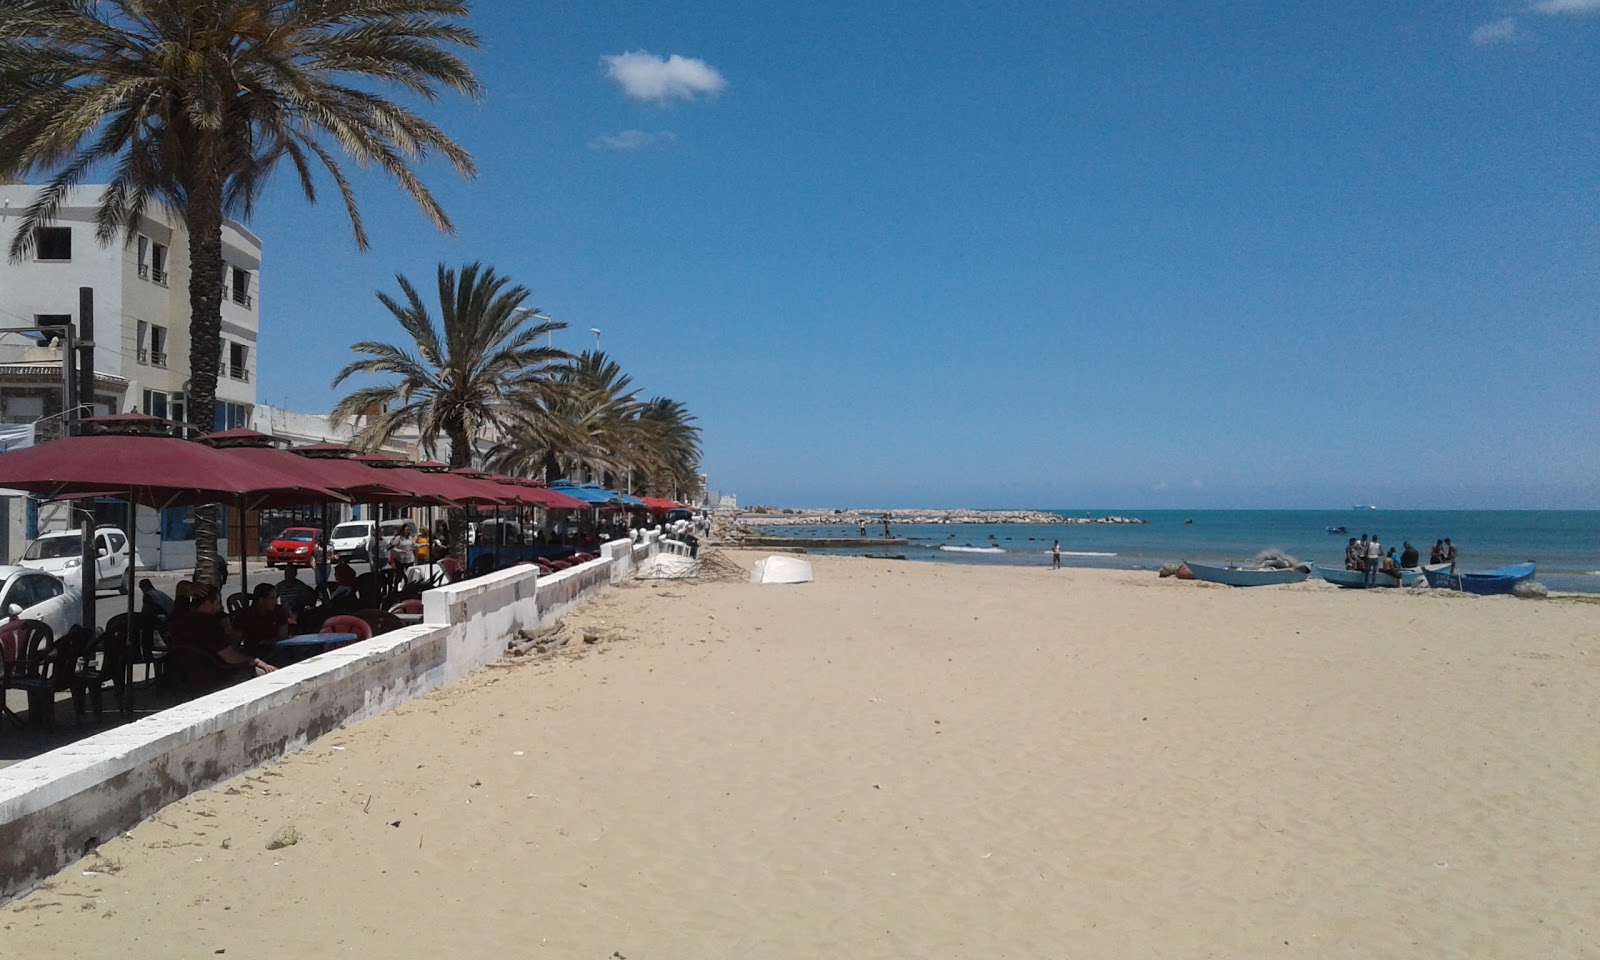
[547,483,627,505]
[0,416,342,509]
[199,429,413,503]
[638,496,682,512]
[482,475,589,511]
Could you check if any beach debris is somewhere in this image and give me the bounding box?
[1512,581,1549,599]
[389,821,402,828]
[1252,549,1301,570]
[1157,563,1182,578]
[265,826,299,850]
[1175,563,1195,580]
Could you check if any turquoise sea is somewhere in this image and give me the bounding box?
[758,510,1600,594]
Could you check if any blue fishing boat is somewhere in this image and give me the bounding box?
[1183,561,1310,587]
[1314,564,1426,589]
[1423,562,1536,596]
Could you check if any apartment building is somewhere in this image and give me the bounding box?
[0,183,260,432]
[0,184,262,567]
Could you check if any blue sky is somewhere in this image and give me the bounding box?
[249,1,1600,509]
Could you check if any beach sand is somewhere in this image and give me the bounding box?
[4,552,1597,958]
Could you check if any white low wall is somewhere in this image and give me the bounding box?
[0,535,657,902]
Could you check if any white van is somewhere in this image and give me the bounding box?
[329,520,379,564]
[19,525,134,594]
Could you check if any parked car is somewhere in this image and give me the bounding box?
[19,525,134,594]
[329,520,379,564]
[266,527,324,567]
[0,566,82,639]
[469,519,528,546]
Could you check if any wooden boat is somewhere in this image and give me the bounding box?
[1423,562,1536,596]
[1182,561,1310,587]
[1326,525,1347,535]
[1314,564,1425,588]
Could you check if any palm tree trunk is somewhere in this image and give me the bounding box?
[186,172,226,586]
[445,418,471,557]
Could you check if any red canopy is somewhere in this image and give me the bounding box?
[469,473,588,510]
[638,496,682,512]
[356,458,512,505]
[197,431,415,503]
[0,432,343,508]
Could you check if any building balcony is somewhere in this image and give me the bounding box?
[228,366,250,383]
[150,351,167,368]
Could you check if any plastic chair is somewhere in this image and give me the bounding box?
[0,619,57,730]
[388,598,423,615]
[225,592,251,615]
[438,556,463,583]
[319,615,374,642]
[350,609,404,636]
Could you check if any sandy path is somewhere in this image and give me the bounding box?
[4,553,1597,958]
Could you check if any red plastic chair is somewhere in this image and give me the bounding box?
[388,598,423,615]
[439,556,463,583]
[318,615,373,642]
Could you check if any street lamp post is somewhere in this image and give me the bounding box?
[590,327,601,351]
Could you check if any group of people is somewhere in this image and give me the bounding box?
[1343,534,1457,584]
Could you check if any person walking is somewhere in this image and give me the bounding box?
[1051,539,1062,569]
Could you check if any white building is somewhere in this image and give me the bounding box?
[0,183,260,431]
[0,184,261,568]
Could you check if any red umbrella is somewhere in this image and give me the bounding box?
[0,431,342,507]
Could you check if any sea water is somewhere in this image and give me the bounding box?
[759,510,1600,594]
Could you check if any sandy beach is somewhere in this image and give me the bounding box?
[4,551,1597,958]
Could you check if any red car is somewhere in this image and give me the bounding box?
[266,527,324,567]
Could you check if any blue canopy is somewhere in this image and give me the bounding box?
[548,481,649,508]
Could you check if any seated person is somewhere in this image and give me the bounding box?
[330,561,359,599]
[234,582,293,654]
[139,578,176,617]
[275,566,314,614]
[165,584,276,692]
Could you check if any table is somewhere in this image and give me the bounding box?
[267,632,360,667]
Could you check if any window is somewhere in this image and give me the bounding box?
[170,395,186,425]
[231,268,252,307]
[136,320,149,363]
[151,242,168,284]
[228,342,249,381]
[149,324,167,367]
[214,401,250,431]
[34,227,71,261]
[142,389,168,419]
[32,574,63,602]
[35,314,71,346]
[137,236,150,279]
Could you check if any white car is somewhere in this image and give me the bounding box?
[329,520,380,564]
[0,566,82,640]
[19,526,134,594]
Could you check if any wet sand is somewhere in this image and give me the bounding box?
[4,552,1597,958]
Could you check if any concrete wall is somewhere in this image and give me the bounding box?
[0,535,657,902]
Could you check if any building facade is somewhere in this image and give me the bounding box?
[0,184,262,568]
[0,183,260,431]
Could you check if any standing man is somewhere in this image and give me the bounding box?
[1344,537,1360,571]
[882,518,892,538]
[858,521,866,538]
[1365,534,1383,585]
[1051,539,1061,569]
[1443,538,1457,570]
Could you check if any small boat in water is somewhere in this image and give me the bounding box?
[1314,564,1426,589]
[1182,561,1311,587]
[1326,525,1347,535]
[1423,562,1536,596]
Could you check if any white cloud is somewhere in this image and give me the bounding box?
[1528,0,1600,14]
[602,51,726,103]
[587,129,678,152]
[1470,16,1520,45]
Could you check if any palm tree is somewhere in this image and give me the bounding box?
[331,262,568,469]
[488,350,640,483]
[0,0,480,580]
[633,396,701,499]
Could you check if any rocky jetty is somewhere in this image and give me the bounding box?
[733,508,1148,526]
